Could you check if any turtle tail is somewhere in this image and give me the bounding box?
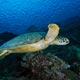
[0,49,11,59]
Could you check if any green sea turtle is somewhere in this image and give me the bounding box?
[0,24,69,59]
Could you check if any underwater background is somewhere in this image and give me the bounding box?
[0,0,80,80]
[0,0,80,34]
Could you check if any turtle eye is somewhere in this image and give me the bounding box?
[64,38,69,44]
[63,38,66,42]
[66,39,69,44]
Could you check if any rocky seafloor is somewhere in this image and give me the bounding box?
[0,21,80,80]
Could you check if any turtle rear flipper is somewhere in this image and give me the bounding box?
[0,49,12,59]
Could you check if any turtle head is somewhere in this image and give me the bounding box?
[50,37,70,45]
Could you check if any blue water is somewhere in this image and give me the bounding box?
[0,0,80,34]
[0,1,80,79]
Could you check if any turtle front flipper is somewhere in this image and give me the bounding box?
[0,49,12,59]
[45,24,59,45]
[50,37,70,45]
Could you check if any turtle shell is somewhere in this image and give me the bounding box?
[0,32,46,49]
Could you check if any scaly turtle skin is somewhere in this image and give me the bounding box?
[0,24,69,59]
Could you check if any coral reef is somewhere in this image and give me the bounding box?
[20,52,79,80]
[0,52,79,80]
